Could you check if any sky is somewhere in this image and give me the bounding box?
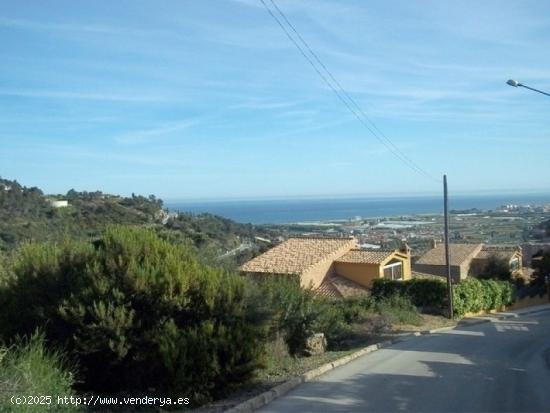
[1,0,550,201]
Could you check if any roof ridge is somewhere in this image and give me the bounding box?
[352,247,395,252]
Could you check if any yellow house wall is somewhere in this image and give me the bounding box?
[377,252,412,280]
[333,262,381,287]
[334,252,412,287]
[300,239,357,289]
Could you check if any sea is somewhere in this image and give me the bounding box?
[164,193,550,225]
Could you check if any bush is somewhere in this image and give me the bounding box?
[477,255,512,281]
[333,295,374,324]
[0,252,13,287]
[258,278,351,354]
[0,227,267,404]
[453,278,514,317]
[374,294,422,326]
[372,278,447,310]
[0,331,80,413]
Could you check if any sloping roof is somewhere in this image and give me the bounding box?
[412,271,445,280]
[415,243,482,266]
[315,273,370,299]
[334,249,395,264]
[474,245,520,261]
[239,237,356,275]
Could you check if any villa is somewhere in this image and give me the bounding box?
[239,237,412,298]
[413,242,522,282]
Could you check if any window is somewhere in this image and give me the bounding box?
[383,261,403,280]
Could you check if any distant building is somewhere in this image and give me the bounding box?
[239,237,412,298]
[413,242,522,282]
[470,246,522,276]
[48,199,69,208]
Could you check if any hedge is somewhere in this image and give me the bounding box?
[452,278,514,317]
[371,278,447,309]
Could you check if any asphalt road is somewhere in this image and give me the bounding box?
[257,308,550,413]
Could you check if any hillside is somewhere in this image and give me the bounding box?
[0,178,164,251]
[0,177,275,262]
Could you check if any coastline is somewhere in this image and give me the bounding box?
[164,193,550,225]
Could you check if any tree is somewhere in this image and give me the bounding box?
[477,255,512,281]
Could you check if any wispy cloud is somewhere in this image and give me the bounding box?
[0,17,168,37]
[1,142,182,167]
[0,89,177,103]
[229,98,304,111]
[114,120,199,144]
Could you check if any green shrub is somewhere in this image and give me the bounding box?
[374,294,422,325]
[0,331,80,413]
[0,226,267,404]
[372,278,447,309]
[333,296,374,324]
[258,278,352,354]
[371,278,407,298]
[452,278,515,317]
[0,252,13,288]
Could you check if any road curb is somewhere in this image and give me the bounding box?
[224,305,550,412]
[224,338,403,413]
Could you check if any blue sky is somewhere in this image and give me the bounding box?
[1,0,549,200]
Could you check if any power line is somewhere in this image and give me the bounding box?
[259,0,441,183]
[268,0,436,182]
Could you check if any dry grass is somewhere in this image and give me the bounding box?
[393,314,456,332]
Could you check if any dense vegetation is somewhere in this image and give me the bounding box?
[371,278,448,311]
[476,255,512,281]
[0,227,267,404]
[452,278,514,317]
[0,178,162,251]
[162,212,274,265]
[0,177,272,267]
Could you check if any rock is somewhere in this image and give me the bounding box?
[303,333,327,356]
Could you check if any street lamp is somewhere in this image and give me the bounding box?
[506,79,550,97]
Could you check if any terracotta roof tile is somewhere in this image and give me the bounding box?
[315,274,370,299]
[415,243,483,266]
[239,237,356,275]
[474,245,521,261]
[412,271,446,280]
[335,249,395,264]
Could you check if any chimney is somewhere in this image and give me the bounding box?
[400,242,411,256]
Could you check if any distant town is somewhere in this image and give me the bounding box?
[248,202,550,262]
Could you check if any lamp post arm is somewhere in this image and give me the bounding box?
[519,83,550,97]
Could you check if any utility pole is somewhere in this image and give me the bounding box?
[444,175,454,319]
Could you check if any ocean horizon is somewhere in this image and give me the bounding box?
[165,193,550,225]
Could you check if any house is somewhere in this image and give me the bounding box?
[239,237,412,298]
[413,242,522,282]
[470,245,522,277]
[413,243,483,282]
[48,199,69,208]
